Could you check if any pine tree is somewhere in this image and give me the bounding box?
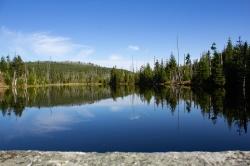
[183,53,192,81]
[232,37,246,90]
[247,45,250,98]
[10,55,25,87]
[160,59,167,83]
[139,63,153,85]
[223,38,234,63]
[154,60,161,84]
[168,54,177,82]
[110,67,118,86]
[0,57,7,73]
[192,53,210,85]
[211,43,225,87]
[242,42,248,96]
[222,38,234,87]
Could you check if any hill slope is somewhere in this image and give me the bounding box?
[25,61,112,84]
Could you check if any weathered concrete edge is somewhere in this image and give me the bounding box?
[1,151,250,166]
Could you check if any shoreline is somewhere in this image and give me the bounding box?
[0,151,250,165]
[0,82,193,90]
[0,83,106,89]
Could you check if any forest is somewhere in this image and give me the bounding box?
[0,59,112,86]
[0,56,135,87]
[111,38,250,94]
[0,38,250,94]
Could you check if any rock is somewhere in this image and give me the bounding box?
[0,151,250,166]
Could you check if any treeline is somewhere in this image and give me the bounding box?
[26,61,111,84]
[109,53,192,87]
[1,37,249,91]
[0,57,114,86]
[192,38,250,91]
[110,38,250,92]
[0,56,26,87]
[110,67,135,86]
[137,53,191,86]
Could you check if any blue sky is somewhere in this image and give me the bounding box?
[0,0,250,70]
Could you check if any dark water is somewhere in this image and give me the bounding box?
[0,86,249,152]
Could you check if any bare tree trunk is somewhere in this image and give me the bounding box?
[12,87,17,104]
[12,71,17,87]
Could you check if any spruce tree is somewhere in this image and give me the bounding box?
[247,45,250,98]
[0,57,7,73]
[192,53,210,85]
[211,43,225,87]
[222,38,234,87]
[168,54,177,82]
[154,60,161,84]
[183,53,192,81]
[144,63,153,85]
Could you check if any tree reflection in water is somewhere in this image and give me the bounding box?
[0,85,249,134]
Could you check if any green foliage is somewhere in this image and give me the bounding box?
[222,38,235,87]
[110,66,135,87]
[0,55,26,87]
[247,45,250,89]
[0,37,249,94]
[26,61,111,85]
[167,54,177,82]
[137,55,178,86]
[138,63,154,86]
[191,38,249,90]
[183,53,192,81]
[153,60,167,84]
[0,57,8,72]
[0,58,113,86]
[192,52,211,86]
[211,46,225,87]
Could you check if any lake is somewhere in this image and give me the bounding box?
[0,86,249,152]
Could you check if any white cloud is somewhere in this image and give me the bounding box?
[76,109,95,118]
[31,108,95,134]
[109,54,122,61]
[0,27,150,69]
[0,26,94,61]
[109,105,122,112]
[128,45,140,51]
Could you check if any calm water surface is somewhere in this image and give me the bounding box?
[0,86,249,152]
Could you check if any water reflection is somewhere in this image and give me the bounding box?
[0,86,250,151]
[0,85,249,135]
[0,86,111,116]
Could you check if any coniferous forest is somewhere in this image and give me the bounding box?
[0,38,250,95]
[0,59,113,86]
[112,38,250,94]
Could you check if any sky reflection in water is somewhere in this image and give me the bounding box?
[0,86,249,152]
